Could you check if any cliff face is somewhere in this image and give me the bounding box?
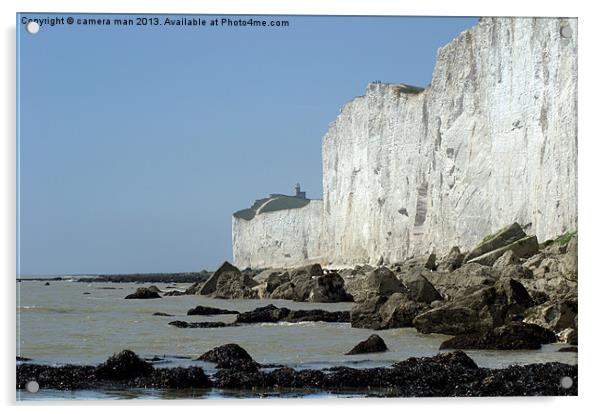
[232,200,323,269]
[233,17,577,269]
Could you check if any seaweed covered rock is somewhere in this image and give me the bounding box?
[96,350,154,380]
[197,343,258,370]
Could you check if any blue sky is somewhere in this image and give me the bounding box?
[17,14,477,275]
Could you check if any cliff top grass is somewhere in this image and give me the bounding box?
[233,195,311,221]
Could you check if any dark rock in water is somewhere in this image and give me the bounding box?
[558,347,578,352]
[197,343,258,370]
[17,356,31,361]
[134,366,212,389]
[440,322,557,350]
[83,292,91,295]
[96,350,154,380]
[186,305,239,316]
[402,271,443,303]
[153,312,173,317]
[168,320,230,328]
[124,287,161,299]
[236,304,290,323]
[199,262,258,299]
[163,290,186,296]
[346,334,388,355]
[44,282,50,286]
[147,285,162,293]
[235,304,350,324]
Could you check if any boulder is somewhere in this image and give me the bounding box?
[124,288,161,299]
[289,263,323,278]
[423,263,497,300]
[96,350,153,380]
[197,344,258,370]
[378,293,430,329]
[560,236,577,282]
[213,271,258,299]
[523,294,578,333]
[147,285,162,293]
[189,261,245,296]
[440,322,556,350]
[498,265,534,280]
[464,222,527,263]
[186,305,239,316]
[402,271,443,303]
[468,235,539,267]
[308,272,353,302]
[437,246,465,272]
[266,271,290,294]
[558,328,578,345]
[253,268,284,284]
[350,296,389,329]
[365,267,407,297]
[493,250,520,269]
[413,278,534,335]
[345,334,388,355]
[234,304,350,324]
[163,290,186,296]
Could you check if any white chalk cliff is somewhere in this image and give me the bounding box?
[232,17,577,269]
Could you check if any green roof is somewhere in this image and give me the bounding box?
[233,195,311,221]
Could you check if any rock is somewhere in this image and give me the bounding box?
[558,347,578,352]
[152,312,173,316]
[251,282,269,299]
[253,268,284,284]
[365,267,407,297]
[197,344,258,370]
[44,282,50,286]
[440,322,556,350]
[498,265,534,279]
[187,261,243,296]
[289,263,323,278]
[163,290,186,296]
[413,278,533,335]
[266,271,290,293]
[423,263,497,300]
[424,253,437,271]
[96,350,154,380]
[558,328,578,345]
[124,288,161,299]
[345,334,388,355]
[350,296,389,329]
[308,272,353,302]
[213,265,258,299]
[235,304,349,324]
[523,294,578,333]
[560,236,577,281]
[492,250,520,269]
[402,271,443,303]
[378,293,430,329]
[468,235,539,267]
[528,290,550,306]
[186,305,239,316]
[437,247,465,272]
[464,222,526,263]
[147,285,162,293]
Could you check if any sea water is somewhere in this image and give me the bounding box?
[16,280,577,400]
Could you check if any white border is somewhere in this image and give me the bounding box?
[2,1,600,413]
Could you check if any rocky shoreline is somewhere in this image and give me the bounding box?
[17,347,576,397]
